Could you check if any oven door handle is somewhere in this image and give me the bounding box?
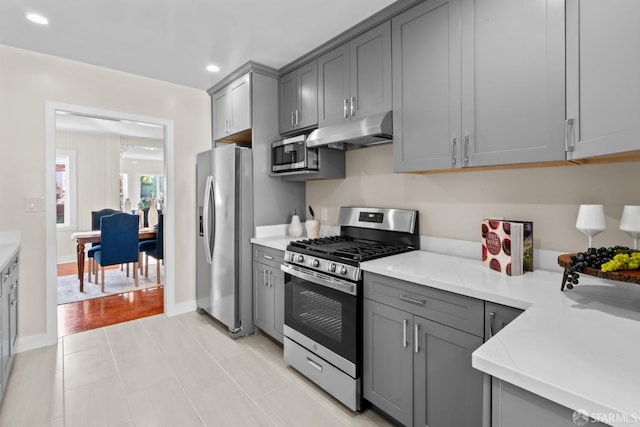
[281,264,357,296]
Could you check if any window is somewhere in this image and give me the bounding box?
[139,175,164,209]
[56,149,77,229]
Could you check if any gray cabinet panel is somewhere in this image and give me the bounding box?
[462,0,565,167]
[212,89,229,141]
[350,21,392,119]
[363,299,414,427]
[253,261,272,332]
[317,44,350,127]
[279,71,297,134]
[229,73,251,135]
[392,0,462,172]
[296,61,318,129]
[484,301,523,340]
[492,379,608,427]
[567,0,640,160]
[414,316,484,427]
[279,61,318,134]
[252,245,285,343]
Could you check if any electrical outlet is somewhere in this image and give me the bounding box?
[321,208,328,221]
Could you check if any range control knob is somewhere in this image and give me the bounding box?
[296,255,304,263]
[329,263,337,273]
[312,259,320,268]
[340,266,348,275]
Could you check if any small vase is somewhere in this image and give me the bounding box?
[288,215,303,237]
[305,220,320,238]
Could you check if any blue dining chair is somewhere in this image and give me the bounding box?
[139,213,164,284]
[94,213,140,293]
[87,208,119,283]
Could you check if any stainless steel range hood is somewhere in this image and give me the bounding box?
[306,111,392,150]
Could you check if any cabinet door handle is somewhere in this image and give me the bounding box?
[414,324,420,353]
[403,319,408,348]
[295,109,299,126]
[268,271,273,288]
[290,112,294,127]
[400,294,426,306]
[451,137,458,166]
[489,312,496,338]
[350,97,355,117]
[464,134,470,165]
[565,118,575,153]
[263,270,268,287]
[306,357,323,372]
[343,99,349,118]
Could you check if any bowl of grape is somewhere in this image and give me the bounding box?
[558,246,640,291]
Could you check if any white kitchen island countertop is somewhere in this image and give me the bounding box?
[361,250,640,427]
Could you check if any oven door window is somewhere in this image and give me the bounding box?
[285,274,357,363]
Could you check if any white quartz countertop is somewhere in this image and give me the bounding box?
[250,236,297,252]
[361,250,640,427]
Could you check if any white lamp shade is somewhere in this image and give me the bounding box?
[576,204,606,235]
[620,205,640,237]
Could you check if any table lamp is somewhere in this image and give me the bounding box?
[619,205,640,250]
[576,204,606,248]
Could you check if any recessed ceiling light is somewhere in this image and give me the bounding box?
[26,13,49,25]
[206,65,220,73]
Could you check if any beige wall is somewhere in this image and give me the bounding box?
[307,144,640,253]
[0,45,210,339]
[56,131,121,260]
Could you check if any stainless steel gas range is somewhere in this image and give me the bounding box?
[281,207,420,411]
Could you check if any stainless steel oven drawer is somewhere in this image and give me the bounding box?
[284,337,361,411]
[364,272,484,337]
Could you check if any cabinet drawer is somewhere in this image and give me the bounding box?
[253,245,284,269]
[364,272,484,337]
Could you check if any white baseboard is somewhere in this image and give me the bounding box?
[165,299,197,317]
[15,331,58,353]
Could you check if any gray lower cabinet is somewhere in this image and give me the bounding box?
[252,245,284,343]
[392,0,565,172]
[492,379,608,427]
[1,253,19,400]
[484,301,523,340]
[566,0,640,160]
[363,272,484,427]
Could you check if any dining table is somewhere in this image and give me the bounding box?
[70,227,157,292]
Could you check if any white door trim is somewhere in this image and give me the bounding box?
[42,101,175,347]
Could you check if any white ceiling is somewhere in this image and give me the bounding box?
[1,0,397,90]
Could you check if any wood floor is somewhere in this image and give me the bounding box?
[57,261,164,337]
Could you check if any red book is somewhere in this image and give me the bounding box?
[482,219,534,276]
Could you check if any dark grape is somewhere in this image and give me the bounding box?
[565,246,631,288]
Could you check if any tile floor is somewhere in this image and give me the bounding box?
[0,312,391,427]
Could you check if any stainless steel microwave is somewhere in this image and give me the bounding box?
[271,135,318,173]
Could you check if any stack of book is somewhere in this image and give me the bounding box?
[481,219,533,276]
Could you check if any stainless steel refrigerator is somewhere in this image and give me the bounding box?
[196,145,254,338]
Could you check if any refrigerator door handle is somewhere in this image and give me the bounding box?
[202,175,214,264]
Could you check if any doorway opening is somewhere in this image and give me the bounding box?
[45,102,175,340]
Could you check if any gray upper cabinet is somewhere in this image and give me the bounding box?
[318,21,391,127]
[279,60,318,134]
[566,0,640,160]
[393,0,565,172]
[212,73,251,141]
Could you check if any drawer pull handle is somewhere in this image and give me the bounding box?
[306,357,323,372]
[400,294,426,306]
[263,254,274,260]
[403,319,408,348]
